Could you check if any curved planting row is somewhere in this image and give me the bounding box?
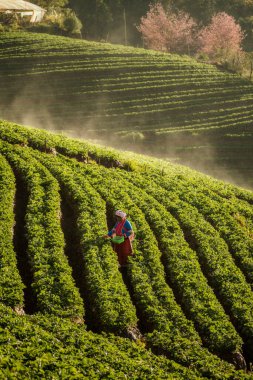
[32,150,138,335]
[1,32,253,132]
[60,156,244,358]
[152,173,253,285]
[0,141,84,318]
[22,150,246,378]
[142,165,253,235]
[0,303,204,380]
[119,168,253,349]
[0,121,134,170]
[0,154,24,309]
[1,124,253,378]
[1,32,253,186]
[50,154,247,378]
[1,120,252,206]
[163,172,253,227]
[36,154,199,337]
[1,120,251,207]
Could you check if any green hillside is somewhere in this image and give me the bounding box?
[1,31,253,189]
[1,120,253,378]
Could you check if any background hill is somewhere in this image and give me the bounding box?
[1,120,253,378]
[1,31,253,189]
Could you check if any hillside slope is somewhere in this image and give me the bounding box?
[1,121,253,378]
[0,32,253,188]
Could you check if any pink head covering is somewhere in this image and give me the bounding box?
[115,210,127,219]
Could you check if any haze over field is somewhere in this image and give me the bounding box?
[1,120,253,378]
[1,13,253,376]
[1,32,253,190]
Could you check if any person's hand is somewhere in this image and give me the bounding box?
[103,235,110,239]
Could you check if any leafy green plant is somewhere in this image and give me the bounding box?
[0,154,24,308]
[0,141,84,318]
[1,121,253,378]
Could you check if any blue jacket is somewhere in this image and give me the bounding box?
[108,220,133,237]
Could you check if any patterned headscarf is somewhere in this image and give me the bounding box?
[115,210,127,219]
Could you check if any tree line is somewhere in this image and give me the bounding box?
[33,0,253,49]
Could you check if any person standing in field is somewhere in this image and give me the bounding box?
[104,210,134,267]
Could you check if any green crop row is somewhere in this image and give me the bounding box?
[102,97,253,119]
[171,171,253,208]
[0,302,204,380]
[173,177,253,234]
[0,60,235,82]
[0,154,25,309]
[19,101,251,135]
[1,122,253,377]
[153,115,253,136]
[67,157,244,358]
[75,77,239,93]
[1,121,251,200]
[67,79,244,98]
[108,87,253,107]
[51,153,247,378]
[22,122,253,348]
[5,57,218,70]
[105,95,253,116]
[148,117,251,140]
[0,122,251,246]
[0,32,246,69]
[3,71,245,99]
[1,120,251,200]
[153,174,253,284]
[33,149,138,334]
[122,169,253,345]
[0,141,84,318]
[0,32,223,64]
[0,121,133,171]
[152,108,253,132]
[2,27,252,171]
[0,56,238,75]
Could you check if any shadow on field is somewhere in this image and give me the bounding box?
[60,189,98,331]
[170,210,252,369]
[105,202,147,337]
[12,168,38,314]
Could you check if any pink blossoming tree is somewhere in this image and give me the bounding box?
[137,3,197,55]
[198,12,245,61]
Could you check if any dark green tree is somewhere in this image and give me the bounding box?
[123,0,153,45]
[69,0,122,40]
[216,0,253,18]
[170,0,217,23]
[62,9,82,36]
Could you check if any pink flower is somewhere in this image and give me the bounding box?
[137,3,197,54]
[198,12,245,60]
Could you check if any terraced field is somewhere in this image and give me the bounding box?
[1,121,253,378]
[1,32,253,188]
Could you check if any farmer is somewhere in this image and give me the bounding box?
[104,210,134,266]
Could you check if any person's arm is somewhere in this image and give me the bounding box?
[104,223,117,238]
[107,228,116,237]
[123,220,134,238]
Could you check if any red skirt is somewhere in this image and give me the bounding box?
[112,238,133,266]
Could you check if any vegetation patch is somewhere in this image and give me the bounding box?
[1,122,253,377]
[0,32,253,187]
